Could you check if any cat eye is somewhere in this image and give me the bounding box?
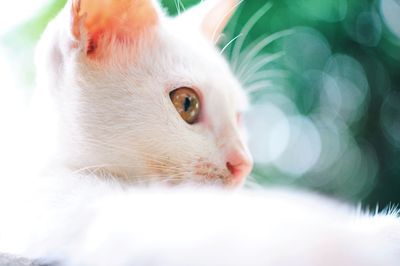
[170,87,200,124]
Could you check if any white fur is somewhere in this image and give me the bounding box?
[0,0,399,265]
[0,173,399,265]
[30,0,249,185]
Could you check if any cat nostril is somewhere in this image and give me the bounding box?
[226,151,253,183]
[226,162,238,176]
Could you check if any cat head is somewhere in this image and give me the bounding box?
[35,0,252,187]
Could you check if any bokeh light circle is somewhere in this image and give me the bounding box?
[380,0,400,39]
[274,116,321,177]
[380,91,400,147]
[284,27,331,72]
[246,104,290,164]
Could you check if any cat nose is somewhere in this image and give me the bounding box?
[226,149,253,184]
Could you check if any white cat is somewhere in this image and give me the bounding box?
[0,0,398,265]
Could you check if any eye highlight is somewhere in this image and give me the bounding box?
[170,87,200,124]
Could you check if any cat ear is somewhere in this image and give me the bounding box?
[179,0,240,43]
[70,0,160,56]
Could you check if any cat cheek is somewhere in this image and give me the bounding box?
[196,111,211,128]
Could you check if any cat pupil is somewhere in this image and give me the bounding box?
[183,97,191,112]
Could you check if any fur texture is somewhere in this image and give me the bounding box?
[31,0,251,186]
[0,172,399,266]
[0,0,399,265]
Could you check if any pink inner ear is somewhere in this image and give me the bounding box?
[72,0,158,55]
[202,0,239,42]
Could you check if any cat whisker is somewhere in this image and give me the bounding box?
[211,0,244,44]
[235,30,293,75]
[231,2,273,70]
[174,0,182,15]
[72,160,206,185]
[244,174,263,189]
[85,167,187,185]
[238,52,284,82]
[242,69,288,85]
[82,138,180,163]
[223,3,293,95]
[174,0,180,15]
[220,33,242,55]
[179,0,186,13]
[219,1,243,57]
[73,163,177,175]
[130,174,188,186]
[246,81,275,94]
[73,155,228,184]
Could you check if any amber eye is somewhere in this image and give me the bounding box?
[169,87,200,124]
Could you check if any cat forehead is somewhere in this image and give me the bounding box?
[151,17,246,111]
[69,0,247,113]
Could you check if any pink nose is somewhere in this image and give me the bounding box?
[226,150,253,184]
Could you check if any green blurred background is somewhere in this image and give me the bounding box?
[1,0,399,207]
